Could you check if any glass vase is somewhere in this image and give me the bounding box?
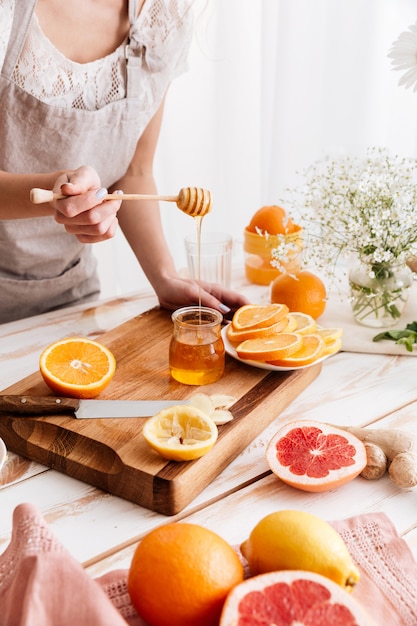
[348,259,413,328]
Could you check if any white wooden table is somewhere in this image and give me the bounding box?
[1,272,417,587]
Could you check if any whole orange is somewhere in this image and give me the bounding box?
[247,205,299,235]
[127,523,244,626]
[270,270,327,319]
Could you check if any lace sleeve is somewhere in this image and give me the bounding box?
[0,0,14,72]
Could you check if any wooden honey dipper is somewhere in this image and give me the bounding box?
[30,186,212,217]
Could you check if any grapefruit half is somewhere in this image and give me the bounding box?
[266,420,367,492]
[220,570,371,626]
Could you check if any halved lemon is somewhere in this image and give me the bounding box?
[39,337,116,398]
[143,406,218,461]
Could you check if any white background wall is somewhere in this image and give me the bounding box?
[94,0,417,299]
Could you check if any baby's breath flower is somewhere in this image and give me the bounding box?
[280,147,417,280]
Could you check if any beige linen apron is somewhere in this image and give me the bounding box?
[0,0,145,323]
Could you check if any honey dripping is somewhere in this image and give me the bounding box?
[194,215,203,319]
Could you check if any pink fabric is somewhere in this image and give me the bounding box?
[330,514,417,626]
[1,503,417,625]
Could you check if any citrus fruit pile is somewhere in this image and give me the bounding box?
[127,511,371,626]
[39,337,116,398]
[266,420,367,493]
[270,269,327,319]
[227,304,342,367]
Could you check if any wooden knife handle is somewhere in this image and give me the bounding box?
[0,395,80,415]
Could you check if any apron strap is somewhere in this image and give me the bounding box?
[126,0,142,100]
[129,0,140,25]
[2,0,37,78]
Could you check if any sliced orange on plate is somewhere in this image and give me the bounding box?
[226,316,290,343]
[39,337,116,398]
[287,312,317,335]
[236,333,303,362]
[231,304,289,331]
[268,333,325,367]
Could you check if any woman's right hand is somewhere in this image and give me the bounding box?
[51,165,122,243]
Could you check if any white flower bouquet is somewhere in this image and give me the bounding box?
[280,147,417,326]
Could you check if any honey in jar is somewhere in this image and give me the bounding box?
[169,306,225,385]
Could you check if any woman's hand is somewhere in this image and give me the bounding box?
[51,166,122,243]
[155,274,249,317]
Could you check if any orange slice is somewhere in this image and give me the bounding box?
[279,315,298,333]
[236,333,303,362]
[268,334,324,367]
[231,304,289,331]
[143,405,218,461]
[316,327,343,344]
[226,316,290,343]
[322,336,343,356]
[39,337,116,398]
[287,312,317,335]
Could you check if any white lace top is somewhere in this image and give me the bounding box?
[0,0,191,110]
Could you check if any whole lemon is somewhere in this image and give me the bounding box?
[240,510,360,592]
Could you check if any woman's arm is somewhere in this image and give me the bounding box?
[115,98,248,313]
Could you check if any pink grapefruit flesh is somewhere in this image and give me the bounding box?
[266,420,367,492]
[220,570,371,626]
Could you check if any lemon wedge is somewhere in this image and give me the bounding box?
[143,405,218,461]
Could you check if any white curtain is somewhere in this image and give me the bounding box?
[95,0,417,299]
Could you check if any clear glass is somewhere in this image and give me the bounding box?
[184,232,232,288]
[169,307,225,385]
[349,259,413,328]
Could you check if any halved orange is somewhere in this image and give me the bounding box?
[231,304,289,331]
[39,337,116,398]
[226,316,290,343]
[268,334,325,367]
[236,333,303,362]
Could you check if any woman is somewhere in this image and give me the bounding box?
[0,0,247,323]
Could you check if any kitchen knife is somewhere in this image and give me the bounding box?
[0,395,189,419]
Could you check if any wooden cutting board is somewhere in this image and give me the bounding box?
[0,307,321,515]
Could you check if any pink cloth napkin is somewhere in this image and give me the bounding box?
[1,503,417,625]
[330,514,417,626]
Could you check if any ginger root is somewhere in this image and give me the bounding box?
[336,425,417,488]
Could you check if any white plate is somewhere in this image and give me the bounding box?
[0,437,7,471]
[221,326,331,371]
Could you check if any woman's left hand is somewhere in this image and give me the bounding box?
[155,274,249,317]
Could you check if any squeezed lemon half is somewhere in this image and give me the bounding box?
[143,405,218,461]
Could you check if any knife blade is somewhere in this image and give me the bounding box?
[0,395,189,419]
